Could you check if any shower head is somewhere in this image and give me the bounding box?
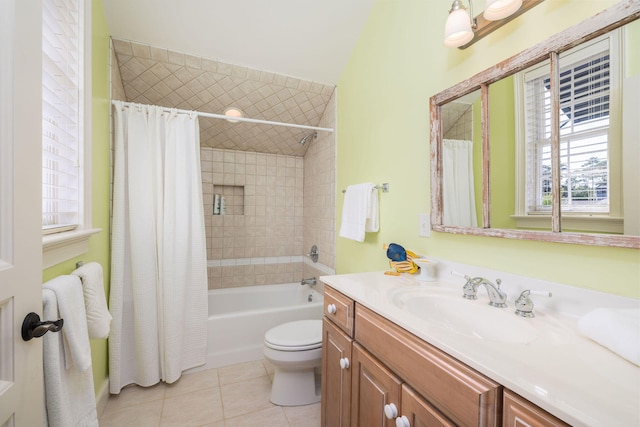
[299,131,317,145]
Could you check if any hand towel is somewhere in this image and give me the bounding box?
[43,288,98,427]
[578,307,640,366]
[43,275,92,372]
[339,183,379,242]
[72,262,112,339]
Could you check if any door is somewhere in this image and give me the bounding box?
[350,343,402,427]
[0,0,45,426]
[321,318,353,427]
[399,384,455,427]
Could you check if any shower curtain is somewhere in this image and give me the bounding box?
[109,102,208,393]
[442,139,478,227]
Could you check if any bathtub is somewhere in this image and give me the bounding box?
[204,283,324,369]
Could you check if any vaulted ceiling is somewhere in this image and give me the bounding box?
[112,38,335,156]
[105,0,375,156]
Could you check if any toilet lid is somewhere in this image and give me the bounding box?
[264,319,322,351]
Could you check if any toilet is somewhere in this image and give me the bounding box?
[263,319,323,406]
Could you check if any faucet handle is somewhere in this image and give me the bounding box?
[515,290,552,318]
[529,290,552,297]
[451,270,468,279]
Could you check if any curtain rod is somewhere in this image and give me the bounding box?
[111,100,334,133]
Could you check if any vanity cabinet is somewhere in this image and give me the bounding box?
[323,285,355,336]
[351,342,455,427]
[399,383,456,427]
[321,318,352,427]
[355,304,501,426]
[321,286,355,427]
[351,343,401,427]
[322,285,485,426]
[503,390,570,427]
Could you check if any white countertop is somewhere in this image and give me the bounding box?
[320,269,640,427]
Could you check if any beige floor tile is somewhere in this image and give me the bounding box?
[165,367,220,398]
[283,402,321,427]
[160,387,223,427]
[223,406,289,427]
[105,382,167,412]
[99,399,163,427]
[218,360,268,385]
[220,375,273,419]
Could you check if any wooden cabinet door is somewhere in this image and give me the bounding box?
[351,343,402,427]
[356,304,501,426]
[399,384,456,427]
[503,390,570,427]
[322,318,353,427]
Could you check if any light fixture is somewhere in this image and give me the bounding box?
[223,107,243,123]
[444,0,541,49]
[443,0,476,48]
[484,0,523,21]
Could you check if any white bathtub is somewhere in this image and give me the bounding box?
[204,283,324,369]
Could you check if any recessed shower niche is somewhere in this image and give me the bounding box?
[212,185,245,216]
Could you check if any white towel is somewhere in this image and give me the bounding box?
[43,288,98,427]
[43,275,92,372]
[72,262,112,339]
[578,307,640,366]
[339,183,379,242]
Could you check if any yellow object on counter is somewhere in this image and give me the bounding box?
[383,243,420,274]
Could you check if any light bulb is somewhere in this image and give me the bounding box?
[223,107,243,123]
[484,0,522,21]
[444,7,474,48]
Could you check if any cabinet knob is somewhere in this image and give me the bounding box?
[327,303,337,314]
[384,403,398,419]
[396,415,410,427]
[339,357,350,369]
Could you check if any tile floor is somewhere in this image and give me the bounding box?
[99,359,321,427]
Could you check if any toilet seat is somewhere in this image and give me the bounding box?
[264,319,322,351]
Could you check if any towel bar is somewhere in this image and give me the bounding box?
[342,183,389,194]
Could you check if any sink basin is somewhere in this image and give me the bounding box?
[389,287,539,344]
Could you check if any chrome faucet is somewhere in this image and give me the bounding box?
[514,289,552,317]
[462,276,507,308]
[301,277,317,286]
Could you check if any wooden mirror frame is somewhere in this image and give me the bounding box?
[430,0,640,249]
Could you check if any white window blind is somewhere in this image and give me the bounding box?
[42,0,83,232]
[523,38,611,214]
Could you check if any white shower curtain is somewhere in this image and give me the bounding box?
[109,102,208,393]
[442,139,478,227]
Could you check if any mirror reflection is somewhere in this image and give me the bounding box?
[441,90,481,227]
[504,26,637,236]
[432,7,640,248]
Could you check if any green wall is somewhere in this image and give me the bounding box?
[337,0,639,297]
[42,0,111,395]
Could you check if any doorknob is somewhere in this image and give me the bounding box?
[21,312,63,341]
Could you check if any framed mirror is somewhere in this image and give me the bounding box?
[430,0,640,248]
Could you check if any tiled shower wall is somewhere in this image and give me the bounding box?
[202,148,305,289]
[202,88,337,289]
[442,103,473,140]
[302,91,336,287]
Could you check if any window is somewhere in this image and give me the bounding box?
[42,0,84,233]
[514,31,623,233]
[42,0,98,267]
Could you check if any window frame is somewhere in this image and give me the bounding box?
[42,0,100,268]
[513,30,624,234]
